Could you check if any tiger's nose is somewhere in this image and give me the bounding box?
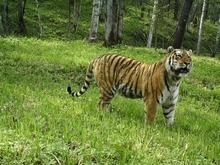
[184,62,190,66]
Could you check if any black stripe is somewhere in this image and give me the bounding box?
[109,54,119,66]
[100,80,114,97]
[164,75,170,92]
[82,85,87,90]
[173,94,178,100]
[108,55,121,85]
[150,65,156,98]
[120,59,133,70]
[156,99,160,104]
[133,63,142,96]
[164,115,172,119]
[163,109,174,116]
[162,104,175,109]
[113,57,126,75]
[160,90,163,98]
[150,63,157,76]
[87,74,92,79]
[168,56,171,65]
[121,61,139,81]
[113,57,127,84]
[72,92,77,97]
[103,90,114,98]
[105,54,112,62]
[176,82,180,87]
[122,61,141,97]
[85,80,90,86]
[103,56,115,94]
[103,55,108,80]
[107,55,117,85]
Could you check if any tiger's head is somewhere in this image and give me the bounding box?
[165,46,193,79]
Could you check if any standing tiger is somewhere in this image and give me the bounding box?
[67,46,193,125]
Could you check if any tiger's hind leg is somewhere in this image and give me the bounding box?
[98,88,115,112]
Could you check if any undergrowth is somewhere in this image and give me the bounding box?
[0,37,219,164]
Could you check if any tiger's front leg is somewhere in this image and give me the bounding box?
[162,104,176,125]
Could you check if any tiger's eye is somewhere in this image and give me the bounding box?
[176,54,182,58]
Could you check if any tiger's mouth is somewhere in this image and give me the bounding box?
[175,67,190,76]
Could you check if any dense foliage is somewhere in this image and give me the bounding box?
[0,0,219,54]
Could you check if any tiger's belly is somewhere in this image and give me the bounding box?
[115,84,142,99]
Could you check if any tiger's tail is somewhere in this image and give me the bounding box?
[67,62,94,97]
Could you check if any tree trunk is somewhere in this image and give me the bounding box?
[147,0,158,48]
[186,2,198,30]
[3,0,8,33]
[104,0,123,46]
[35,0,42,37]
[0,14,4,36]
[174,0,179,20]
[104,0,114,46]
[196,0,206,55]
[73,0,81,32]
[89,0,101,42]
[173,0,193,48]
[99,0,105,22]
[17,0,27,34]
[116,0,123,43]
[167,0,170,17]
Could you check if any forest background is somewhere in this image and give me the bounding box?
[0,0,220,55]
[0,0,220,164]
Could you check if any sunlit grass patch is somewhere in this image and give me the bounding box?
[0,37,220,164]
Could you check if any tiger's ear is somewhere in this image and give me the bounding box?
[188,49,193,56]
[167,46,174,53]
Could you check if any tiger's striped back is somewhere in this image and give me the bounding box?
[67,46,193,125]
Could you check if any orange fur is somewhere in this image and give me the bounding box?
[67,46,193,125]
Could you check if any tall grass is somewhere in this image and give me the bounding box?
[0,37,220,164]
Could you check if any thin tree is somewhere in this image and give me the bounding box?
[147,0,158,48]
[104,0,124,46]
[186,2,198,30]
[174,0,179,20]
[73,0,81,32]
[89,0,101,42]
[3,0,8,33]
[173,0,193,48]
[17,0,27,34]
[116,0,123,43]
[104,0,113,46]
[35,0,42,37]
[196,0,206,55]
[0,14,4,36]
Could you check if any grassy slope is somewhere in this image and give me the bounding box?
[0,37,220,164]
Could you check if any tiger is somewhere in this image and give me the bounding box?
[67,46,193,125]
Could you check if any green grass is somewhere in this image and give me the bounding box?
[0,37,220,164]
